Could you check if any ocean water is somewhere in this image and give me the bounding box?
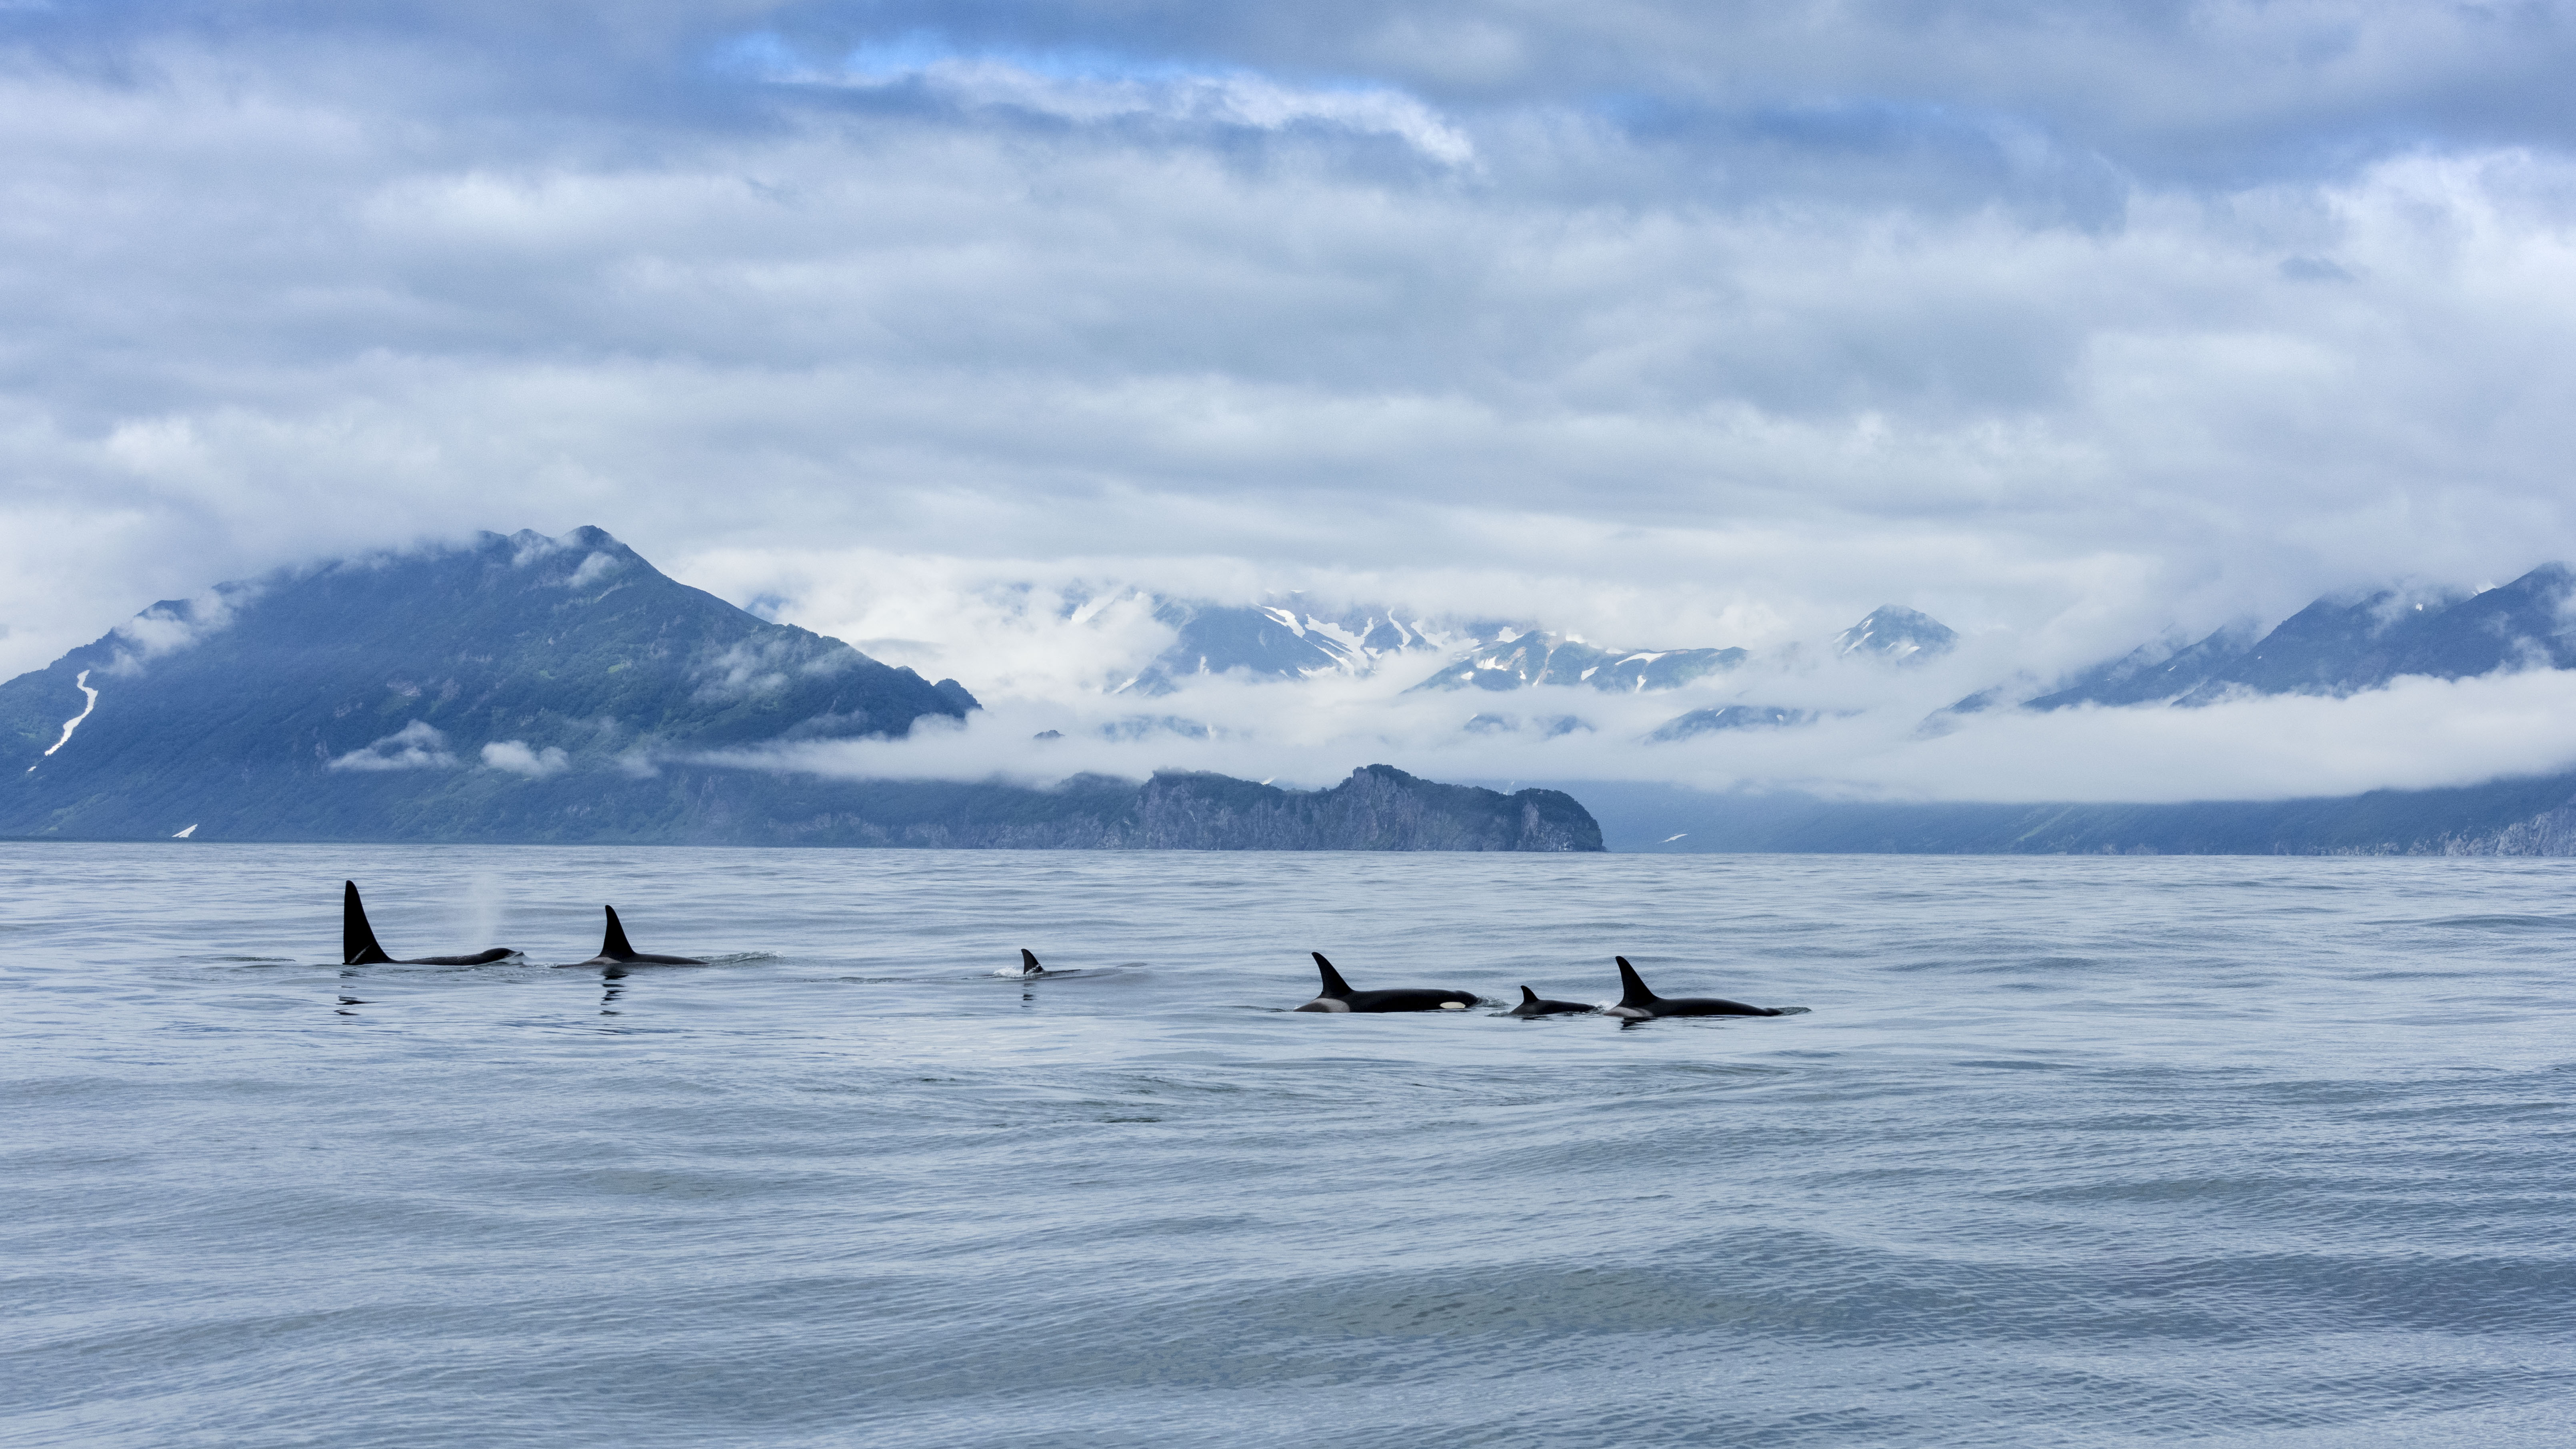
[4,844,2573,1448]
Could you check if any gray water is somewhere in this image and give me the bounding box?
[4,844,2572,1447]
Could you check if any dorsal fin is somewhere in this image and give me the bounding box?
[601,905,636,961]
[1312,951,1354,998]
[1020,949,1042,973]
[1520,985,1540,1005]
[342,881,394,965]
[1615,956,1657,1008]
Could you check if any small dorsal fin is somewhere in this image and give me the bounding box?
[1020,949,1042,973]
[1312,951,1354,998]
[601,905,636,961]
[1519,985,1540,1005]
[342,881,394,965]
[1615,956,1657,1008]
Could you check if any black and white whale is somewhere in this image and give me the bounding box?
[1293,952,1478,1013]
[1606,956,1783,1021]
[342,881,515,966]
[568,905,706,967]
[1507,986,1598,1017]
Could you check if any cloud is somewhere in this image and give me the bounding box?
[755,36,1476,165]
[2,4,2575,811]
[481,738,570,776]
[564,550,620,588]
[694,656,2576,806]
[102,582,254,674]
[328,720,458,771]
[792,2,2576,176]
[690,635,831,702]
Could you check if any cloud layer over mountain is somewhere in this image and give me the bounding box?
[7,2,2576,800]
[696,629,2576,807]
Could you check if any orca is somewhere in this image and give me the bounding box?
[1605,956,1783,1021]
[341,881,515,966]
[1507,986,1598,1017]
[1293,952,1478,1013]
[1014,949,1047,976]
[570,905,706,967]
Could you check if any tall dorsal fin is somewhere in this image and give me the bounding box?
[342,881,394,965]
[1519,985,1540,1005]
[1615,956,1657,1008]
[601,905,636,961]
[1312,951,1354,998]
[1020,949,1042,973]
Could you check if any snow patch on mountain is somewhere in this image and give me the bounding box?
[41,669,98,759]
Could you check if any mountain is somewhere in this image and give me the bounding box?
[1114,598,1474,695]
[1116,600,1961,709]
[1833,606,1957,663]
[2180,564,2576,702]
[2022,563,2576,711]
[0,525,989,838]
[1414,605,1957,702]
[2020,623,2260,710]
[1410,632,1750,693]
[0,531,1603,850]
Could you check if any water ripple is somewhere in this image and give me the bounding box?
[3,845,2574,1445]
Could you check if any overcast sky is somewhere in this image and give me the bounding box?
[8,2,2576,795]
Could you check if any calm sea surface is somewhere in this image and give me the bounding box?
[4,844,2572,1447]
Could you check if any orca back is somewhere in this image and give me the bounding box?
[1615,956,1658,1009]
[412,948,514,967]
[1020,949,1042,974]
[1311,952,1354,999]
[342,881,394,966]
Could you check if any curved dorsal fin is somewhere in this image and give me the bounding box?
[1020,949,1041,973]
[601,905,636,962]
[1312,951,1354,998]
[342,881,394,965]
[1615,956,1657,1008]
[1519,985,1540,1005]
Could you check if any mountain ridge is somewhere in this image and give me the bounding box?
[2013,563,2576,712]
[0,530,1603,850]
[4,527,979,830]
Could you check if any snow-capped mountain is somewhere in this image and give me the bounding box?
[1097,596,1964,710]
[1413,605,1957,703]
[1409,632,1751,694]
[1392,605,1960,745]
[1833,606,1958,663]
[1114,598,1504,695]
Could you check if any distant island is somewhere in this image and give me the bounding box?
[0,527,1600,851]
